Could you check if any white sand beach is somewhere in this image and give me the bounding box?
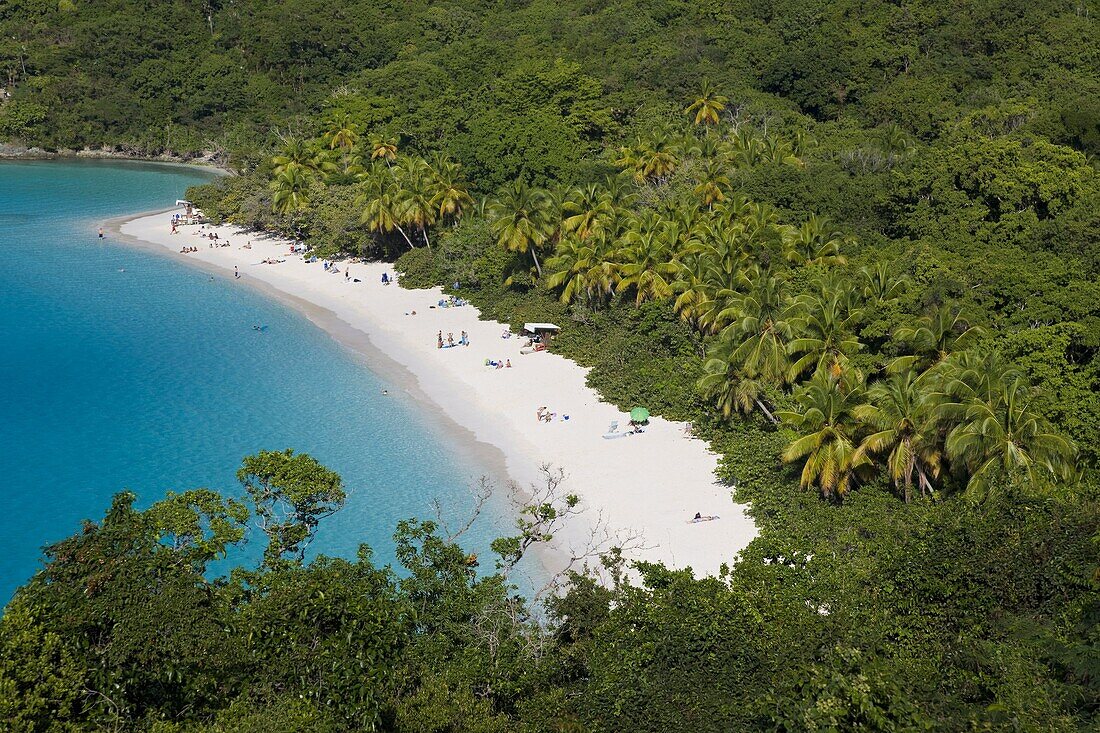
[116,209,757,577]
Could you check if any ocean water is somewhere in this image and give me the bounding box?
[0,160,514,603]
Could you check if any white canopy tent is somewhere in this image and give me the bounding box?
[522,323,561,335]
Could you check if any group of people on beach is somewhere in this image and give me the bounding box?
[179,246,199,253]
[435,295,467,308]
[438,330,470,348]
[536,406,569,423]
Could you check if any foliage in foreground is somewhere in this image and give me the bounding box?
[0,452,1096,732]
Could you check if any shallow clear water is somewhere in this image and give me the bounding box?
[0,160,513,602]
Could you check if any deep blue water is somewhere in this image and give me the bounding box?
[0,160,512,602]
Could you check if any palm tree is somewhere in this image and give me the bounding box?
[761,136,802,167]
[545,234,618,306]
[791,130,816,158]
[427,153,473,224]
[367,134,398,166]
[892,303,985,373]
[561,184,618,242]
[720,274,795,384]
[931,349,1021,417]
[860,262,907,304]
[942,377,1076,501]
[316,148,365,185]
[616,132,679,182]
[695,274,794,424]
[603,173,639,209]
[358,163,414,249]
[323,113,359,152]
[734,202,788,264]
[854,370,942,502]
[272,137,319,176]
[880,123,916,161]
[487,181,554,277]
[711,193,754,228]
[270,163,311,215]
[685,80,728,126]
[693,159,730,207]
[682,132,727,162]
[672,254,748,335]
[616,215,679,304]
[394,157,438,249]
[787,291,862,382]
[730,129,765,167]
[782,214,851,267]
[641,132,680,180]
[778,370,871,500]
[698,351,778,425]
[310,113,363,185]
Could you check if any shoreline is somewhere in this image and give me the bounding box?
[0,145,232,174]
[107,209,562,587]
[106,208,518,507]
[111,208,758,578]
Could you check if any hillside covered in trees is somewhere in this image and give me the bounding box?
[2,0,1099,731]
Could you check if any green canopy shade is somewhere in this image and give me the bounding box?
[630,406,650,422]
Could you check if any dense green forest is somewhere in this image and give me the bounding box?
[3,0,1099,731]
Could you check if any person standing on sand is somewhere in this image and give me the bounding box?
[345,269,350,282]
[234,266,240,279]
[438,331,443,349]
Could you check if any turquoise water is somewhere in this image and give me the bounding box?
[0,160,512,602]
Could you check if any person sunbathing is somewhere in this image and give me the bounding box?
[691,513,719,523]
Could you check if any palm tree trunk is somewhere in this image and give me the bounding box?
[904,448,914,503]
[421,226,431,250]
[395,224,414,249]
[755,397,779,425]
[530,248,543,278]
[916,467,932,499]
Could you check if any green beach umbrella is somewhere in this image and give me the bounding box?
[630,406,650,423]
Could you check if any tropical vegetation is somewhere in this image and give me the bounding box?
[2,0,1099,730]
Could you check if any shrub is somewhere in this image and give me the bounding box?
[395,247,445,290]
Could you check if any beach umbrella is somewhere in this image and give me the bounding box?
[630,406,650,423]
